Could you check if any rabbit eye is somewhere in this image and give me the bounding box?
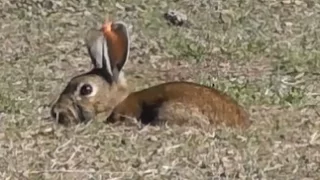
[80,84,93,96]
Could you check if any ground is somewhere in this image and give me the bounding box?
[1,0,320,179]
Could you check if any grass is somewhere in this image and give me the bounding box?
[1,0,320,179]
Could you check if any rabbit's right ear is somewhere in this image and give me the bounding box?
[85,21,130,82]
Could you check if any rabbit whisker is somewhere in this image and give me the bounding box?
[75,104,87,123]
[55,111,60,123]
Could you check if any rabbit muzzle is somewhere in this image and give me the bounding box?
[51,96,93,125]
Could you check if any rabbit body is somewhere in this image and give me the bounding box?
[108,81,250,129]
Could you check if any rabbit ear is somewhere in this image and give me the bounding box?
[85,28,113,75]
[102,21,130,81]
[85,21,130,82]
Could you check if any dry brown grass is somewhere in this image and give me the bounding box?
[1,0,320,179]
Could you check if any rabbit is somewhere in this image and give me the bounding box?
[50,20,251,129]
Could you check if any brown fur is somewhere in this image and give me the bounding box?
[107,81,251,129]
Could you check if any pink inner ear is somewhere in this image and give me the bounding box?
[102,22,127,67]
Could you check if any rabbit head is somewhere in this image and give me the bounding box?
[50,21,130,126]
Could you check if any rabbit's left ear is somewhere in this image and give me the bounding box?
[85,28,111,73]
[85,21,130,81]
